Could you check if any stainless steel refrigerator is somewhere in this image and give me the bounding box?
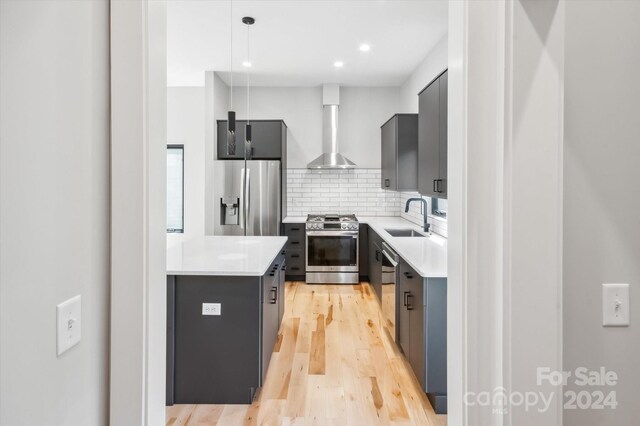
[213,160,281,236]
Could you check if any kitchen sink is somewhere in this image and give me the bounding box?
[384,228,425,238]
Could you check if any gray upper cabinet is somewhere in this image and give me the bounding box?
[418,70,448,198]
[380,114,418,191]
[217,120,287,160]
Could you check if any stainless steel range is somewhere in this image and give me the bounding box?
[305,214,359,284]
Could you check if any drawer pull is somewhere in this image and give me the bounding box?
[290,241,300,245]
[290,227,300,231]
[291,267,300,271]
[406,294,414,310]
[291,254,300,258]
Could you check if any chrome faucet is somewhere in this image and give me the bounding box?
[405,197,430,233]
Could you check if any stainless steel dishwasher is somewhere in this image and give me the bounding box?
[380,241,399,341]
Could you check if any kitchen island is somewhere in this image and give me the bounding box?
[166,236,287,405]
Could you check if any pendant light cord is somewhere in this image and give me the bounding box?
[246,22,250,126]
[243,19,251,236]
[229,0,233,109]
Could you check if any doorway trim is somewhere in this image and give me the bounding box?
[108,1,565,425]
[448,1,565,425]
[109,0,167,424]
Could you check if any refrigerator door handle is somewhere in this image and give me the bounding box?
[239,167,245,230]
[246,168,251,234]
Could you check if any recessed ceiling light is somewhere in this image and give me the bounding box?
[242,61,252,67]
[359,44,371,52]
[333,61,344,68]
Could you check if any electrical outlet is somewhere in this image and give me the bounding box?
[603,283,629,326]
[202,303,221,316]
[57,295,81,356]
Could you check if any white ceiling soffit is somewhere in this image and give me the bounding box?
[167,0,448,87]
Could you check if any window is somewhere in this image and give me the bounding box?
[431,197,447,219]
[167,145,184,233]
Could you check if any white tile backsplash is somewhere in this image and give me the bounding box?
[286,168,399,216]
[285,169,447,238]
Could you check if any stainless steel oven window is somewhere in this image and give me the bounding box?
[305,231,359,270]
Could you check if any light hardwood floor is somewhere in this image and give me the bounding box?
[166,282,447,426]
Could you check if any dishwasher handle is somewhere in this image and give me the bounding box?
[381,242,399,266]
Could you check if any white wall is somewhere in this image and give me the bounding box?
[0,1,110,425]
[216,84,400,168]
[399,35,448,113]
[564,2,640,424]
[167,87,205,248]
[397,35,449,231]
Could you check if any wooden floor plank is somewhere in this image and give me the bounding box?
[167,282,446,426]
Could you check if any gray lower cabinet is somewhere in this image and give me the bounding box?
[283,223,305,280]
[381,114,419,191]
[398,259,447,414]
[217,120,287,160]
[418,70,448,198]
[166,254,285,405]
[358,224,369,281]
[368,228,383,300]
[278,258,286,324]
[262,262,280,384]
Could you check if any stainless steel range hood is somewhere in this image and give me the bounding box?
[307,85,356,169]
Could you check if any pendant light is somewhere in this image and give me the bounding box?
[226,0,236,155]
[243,16,255,160]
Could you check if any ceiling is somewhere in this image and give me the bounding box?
[167,0,448,87]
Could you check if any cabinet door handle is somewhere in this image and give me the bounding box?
[433,179,437,193]
[375,250,381,262]
[403,291,410,307]
[403,271,413,279]
[406,293,414,310]
[384,178,390,188]
[270,286,277,304]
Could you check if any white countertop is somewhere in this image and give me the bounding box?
[283,215,447,278]
[167,236,288,276]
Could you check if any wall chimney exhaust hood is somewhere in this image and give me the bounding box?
[307,84,356,169]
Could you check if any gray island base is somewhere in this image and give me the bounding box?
[166,236,287,405]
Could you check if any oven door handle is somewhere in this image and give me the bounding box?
[305,231,359,237]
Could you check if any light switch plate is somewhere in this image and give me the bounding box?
[57,295,81,355]
[202,303,221,316]
[602,283,629,327]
